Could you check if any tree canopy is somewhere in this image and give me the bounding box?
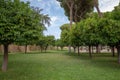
[0,0,51,71]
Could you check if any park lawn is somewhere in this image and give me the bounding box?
[0,50,120,80]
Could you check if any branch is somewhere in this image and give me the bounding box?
[65,0,74,9]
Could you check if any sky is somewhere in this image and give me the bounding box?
[21,0,120,39]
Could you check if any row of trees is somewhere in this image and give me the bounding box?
[37,35,55,52]
[57,0,103,53]
[59,3,120,62]
[0,0,51,71]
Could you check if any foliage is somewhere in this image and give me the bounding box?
[57,0,94,22]
[55,39,65,50]
[0,0,23,45]
[100,3,120,46]
[37,35,55,51]
[57,0,95,53]
[112,3,120,21]
[0,0,51,71]
[0,0,50,46]
[17,7,50,46]
[44,35,55,47]
[60,24,70,46]
[60,2,120,48]
[70,23,83,47]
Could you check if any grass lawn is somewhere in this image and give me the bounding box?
[0,50,120,80]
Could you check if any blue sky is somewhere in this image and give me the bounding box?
[21,0,119,39]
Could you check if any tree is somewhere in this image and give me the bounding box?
[93,0,102,17]
[60,24,70,47]
[17,7,50,53]
[71,13,102,57]
[101,3,120,63]
[57,0,74,53]
[43,36,55,52]
[112,3,120,61]
[37,35,55,52]
[0,0,50,71]
[57,0,94,53]
[55,39,65,50]
[70,23,84,54]
[36,36,46,52]
[0,0,30,71]
[57,0,94,23]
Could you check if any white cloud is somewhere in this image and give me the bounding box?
[99,0,119,12]
[56,1,60,6]
[50,16,59,25]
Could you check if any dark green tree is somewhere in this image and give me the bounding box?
[17,7,50,53]
[43,36,55,52]
[55,39,65,50]
[0,0,31,71]
[60,24,70,47]
[0,0,50,71]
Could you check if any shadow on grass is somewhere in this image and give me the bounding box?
[64,52,120,69]
[20,50,67,54]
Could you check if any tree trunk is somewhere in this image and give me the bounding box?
[45,46,48,52]
[92,46,94,53]
[40,46,43,52]
[116,46,119,56]
[78,46,80,55]
[25,45,27,54]
[73,47,76,53]
[96,45,99,53]
[45,47,47,52]
[61,47,63,50]
[68,2,74,53]
[88,45,92,58]
[95,6,102,17]
[111,46,115,57]
[2,44,9,72]
[68,45,71,53]
[96,45,101,53]
[94,0,102,17]
[118,45,120,64]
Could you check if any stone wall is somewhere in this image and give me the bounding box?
[0,44,41,53]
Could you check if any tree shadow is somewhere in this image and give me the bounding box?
[64,52,120,69]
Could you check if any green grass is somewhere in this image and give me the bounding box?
[0,50,120,80]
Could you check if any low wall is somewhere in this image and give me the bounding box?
[0,44,41,53]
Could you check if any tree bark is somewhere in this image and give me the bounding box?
[88,45,92,58]
[94,0,102,18]
[111,46,115,57]
[68,2,74,53]
[78,46,80,55]
[116,46,119,56]
[96,45,101,53]
[118,45,120,64]
[40,46,43,52]
[61,47,63,50]
[73,47,76,53]
[68,45,71,53]
[95,6,102,17]
[92,46,94,53]
[45,45,48,52]
[2,44,9,72]
[96,45,99,53]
